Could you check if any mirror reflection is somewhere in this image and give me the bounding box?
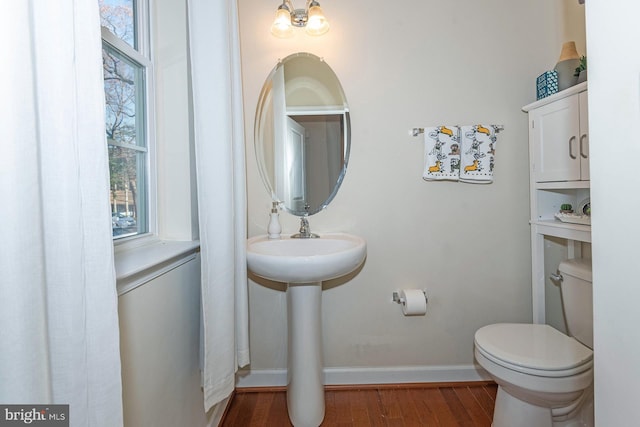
[255,52,350,216]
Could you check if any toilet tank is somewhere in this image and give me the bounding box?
[559,258,593,349]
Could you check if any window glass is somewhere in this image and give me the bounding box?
[102,46,145,148]
[99,0,137,49]
[108,146,147,238]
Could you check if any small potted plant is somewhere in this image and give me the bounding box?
[574,56,587,83]
[560,203,574,213]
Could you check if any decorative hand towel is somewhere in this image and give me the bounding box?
[459,124,499,184]
[422,125,461,181]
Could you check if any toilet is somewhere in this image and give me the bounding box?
[474,258,594,427]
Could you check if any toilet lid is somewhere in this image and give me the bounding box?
[475,323,593,373]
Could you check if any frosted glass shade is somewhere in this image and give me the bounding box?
[271,8,294,38]
[305,5,329,36]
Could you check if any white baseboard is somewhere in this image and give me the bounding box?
[235,364,491,388]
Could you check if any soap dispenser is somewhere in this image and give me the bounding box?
[267,202,281,239]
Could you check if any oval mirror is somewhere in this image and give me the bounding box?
[254,52,350,216]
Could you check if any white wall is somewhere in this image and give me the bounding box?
[238,0,586,382]
[585,1,640,425]
[154,0,198,241]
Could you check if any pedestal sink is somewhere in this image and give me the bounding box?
[247,233,367,427]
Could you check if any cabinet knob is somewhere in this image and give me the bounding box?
[569,136,577,159]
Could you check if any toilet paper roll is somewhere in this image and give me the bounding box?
[401,289,427,316]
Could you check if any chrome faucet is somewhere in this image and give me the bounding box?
[292,216,319,239]
[299,217,311,237]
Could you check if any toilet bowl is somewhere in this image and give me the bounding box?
[475,323,593,426]
[475,259,594,427]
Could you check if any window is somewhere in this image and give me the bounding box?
[100,0,153,239]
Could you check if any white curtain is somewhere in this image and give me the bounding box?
[0,2,124,426]
[187,0,250,411]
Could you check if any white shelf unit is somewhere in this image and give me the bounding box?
[522,82,590,324]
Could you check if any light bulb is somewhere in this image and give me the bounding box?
[305,4,329,36]
[271,7,294,38]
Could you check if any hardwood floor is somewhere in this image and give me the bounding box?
[221,382,498,426]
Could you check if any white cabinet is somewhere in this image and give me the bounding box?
[522,82,590,324]
[529,86,589,182]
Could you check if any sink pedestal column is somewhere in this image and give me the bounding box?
[286,282,324,427]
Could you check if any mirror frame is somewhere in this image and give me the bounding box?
[254,52,351,216]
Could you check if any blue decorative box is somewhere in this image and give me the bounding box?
[536,70,559,100]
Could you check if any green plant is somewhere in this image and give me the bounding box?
[574,55,587,77]
[561,203,573,211]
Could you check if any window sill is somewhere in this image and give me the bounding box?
[114,238,200,296]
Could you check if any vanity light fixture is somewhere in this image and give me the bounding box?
[270,0,329,38]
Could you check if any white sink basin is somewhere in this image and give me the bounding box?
[246,233,367,283]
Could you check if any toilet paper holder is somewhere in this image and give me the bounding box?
[392,290,428,305]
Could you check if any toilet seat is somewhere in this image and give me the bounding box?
[475,323,593,378]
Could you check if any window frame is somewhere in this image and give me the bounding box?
[101,0,157,244]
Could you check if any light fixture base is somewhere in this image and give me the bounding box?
[291,9,308,27]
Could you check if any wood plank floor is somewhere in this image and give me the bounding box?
[221,383,498,426]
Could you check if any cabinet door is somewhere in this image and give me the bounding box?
[579,91,589,180]
[531,94,581,182]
